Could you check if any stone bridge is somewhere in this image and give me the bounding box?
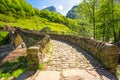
[9,27,119,80]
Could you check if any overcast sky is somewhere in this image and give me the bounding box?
[26,0,82,15]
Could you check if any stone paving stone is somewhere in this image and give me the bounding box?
[49,40,118,80]
[62,69,102,80]
[34,71,60,80]
[27,40,118,80]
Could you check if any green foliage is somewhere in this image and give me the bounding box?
[0,0,82,35]
[0,0,34,18]
[0,15,73,34]
[38,62,44,70]
[12,69,24,78]
[76,0,120,42]
[94,0,120,42]
[0,14,16,23]
[0,31,9,46]
[0,56,27,79]
[0,71,11,80]
[0,22,4,28]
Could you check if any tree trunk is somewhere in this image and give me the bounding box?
[111,0,117,42]
[93,0,96,39]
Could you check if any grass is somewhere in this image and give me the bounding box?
[0,14,74,45]
[0,56,27,79]
[0,14,73,34]
[38,62,44,70]
[0,31,9,37]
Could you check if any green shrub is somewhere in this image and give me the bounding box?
[0,14,16,23]
[0,22,4,28]
[0,31,9,46]
[0,56,27,79]
[12,69,24,78]
[38,62,44,70]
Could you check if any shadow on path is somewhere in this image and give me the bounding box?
[53,39,118,80]
[0,45,15,63]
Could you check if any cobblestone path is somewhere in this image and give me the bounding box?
[29,40,118,80]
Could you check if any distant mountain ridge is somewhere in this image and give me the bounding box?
[66,5,78,19]
[42,6,57,12]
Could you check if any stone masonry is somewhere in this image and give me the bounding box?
[49,34,119,74]
[29,40,118,80]
[10,28,119,73]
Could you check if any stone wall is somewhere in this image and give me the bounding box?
[49,34,119,74]
[10,27,50,70]
[9,27,119,73]
[27,34,50,70]
[16,28,48,48]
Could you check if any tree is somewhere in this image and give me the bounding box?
[96,0,120,42]
[77,0,98,39]
[77,0,120,42]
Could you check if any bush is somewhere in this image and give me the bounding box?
[0,31,9,46]
[0,56,27,79]
[0,14,16,23]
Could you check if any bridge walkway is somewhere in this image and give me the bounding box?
[32,39,117,80]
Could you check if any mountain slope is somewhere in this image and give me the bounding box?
[0,0,79,34]
[0,0,80,33]
[42,6,57,12]
[66,6,78,19]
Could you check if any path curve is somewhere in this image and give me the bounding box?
[30,40,118,80]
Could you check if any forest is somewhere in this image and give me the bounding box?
[0,0,120,44]
[76,0,120,43]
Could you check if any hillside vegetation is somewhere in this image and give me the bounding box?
[0,31,9,46]
[0,0,80,34]
[0,0,75,46]
[0,14,72,34]
[1,0,119,43]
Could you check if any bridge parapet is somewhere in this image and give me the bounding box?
[49,34,119,74]
[9,28,119,73]
[9,27,50,70]
[27,34,50,70]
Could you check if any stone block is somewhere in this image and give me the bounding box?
[27,46,39,70]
